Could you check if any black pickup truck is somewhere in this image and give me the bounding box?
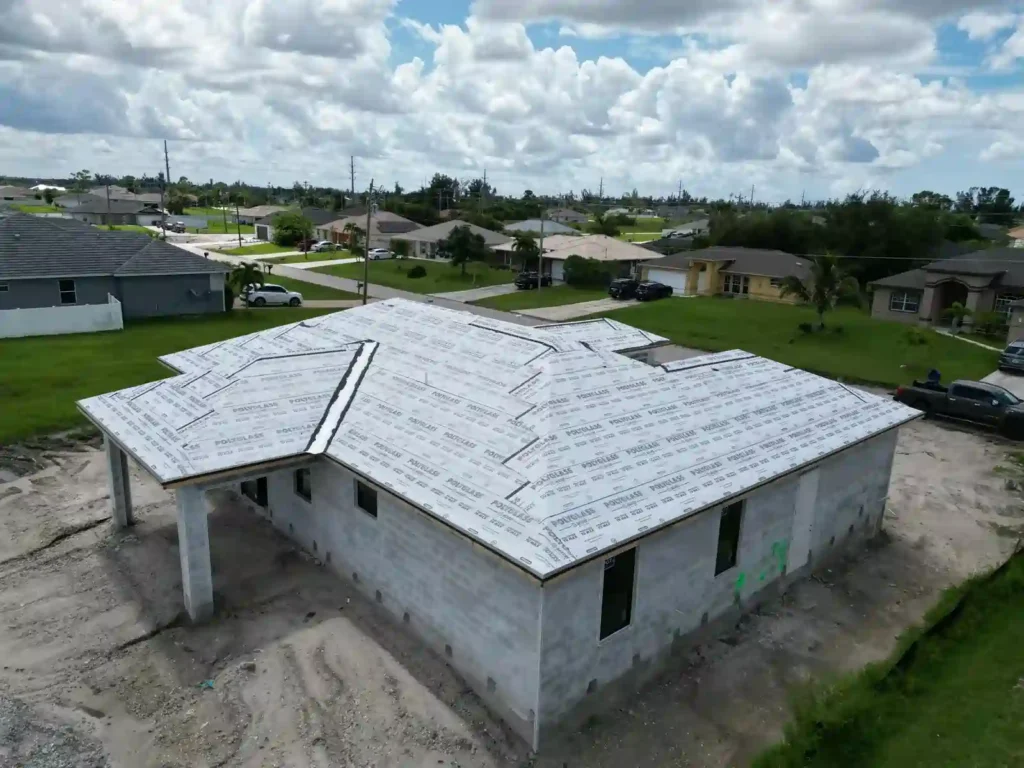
[894,379,1024,437]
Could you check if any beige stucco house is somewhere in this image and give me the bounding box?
[638,247,810,303]
[869,248,1024,329]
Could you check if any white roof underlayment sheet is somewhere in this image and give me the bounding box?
[79,298,919,578]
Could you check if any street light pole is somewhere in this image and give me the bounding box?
[235,202,242,248]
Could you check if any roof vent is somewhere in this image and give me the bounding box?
[13,233,19,240]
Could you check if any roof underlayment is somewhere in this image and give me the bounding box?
[79,299,919,579]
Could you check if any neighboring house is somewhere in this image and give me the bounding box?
[54,192,108,210]
[661,218,709,238]
[639,246,810,302]
[65,200,165,226]
[254,207,339,242]
[78,298,918,748]
[390,220,510,259]
[235,205,290,225]
[517,234,661,282]
[869,247,1024,328]
[656,205,701,220]
[546,208,587,225]
[0,185,35,202]
[504,219,577,236]
[89,186,163,205]
[1007,225,1024,249]
[318,211,420,250]
[639,236,694,256]
[0,213,228,337]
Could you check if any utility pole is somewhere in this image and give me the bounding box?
[350,156,356,198]
[678,179,682,202]
[235,201,243,248]
[163,140,171,197]
[222,206,228,234]
[363,180,375,306]
[481,169,487,209]
[598,177,604,200]
[105,182,111,228]
[438,188,444,213]
[537,208,544,292]
[750,184,755,209]
[158,169,167,240]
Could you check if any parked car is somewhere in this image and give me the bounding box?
[894,378,1024,437]
[635,281,673,301]
[609,278,639,300]
[998,341,1024,373]
[162,221,186,233]
[367,248,392,260]
[312,241,336,253]
[515,271,552,289]
[297,237,318,252]
[244,283,303,307]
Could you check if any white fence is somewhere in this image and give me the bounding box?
[0,294,123,339]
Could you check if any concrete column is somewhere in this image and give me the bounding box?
[176,486,214,622]
[104,435,133,528]
[917,285,936,326]
[963,289,982,329]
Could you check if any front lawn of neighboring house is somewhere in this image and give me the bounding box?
[473,285,609,311]
[754,550,1024,768]
[602,298,999,388]
[94,224,156,235]
[616,232,662,243]
[194,219,255,235]
[217,243,295,256]
[249,274,360,301]
[615,217,667,232]
[184,207,228,217]
[0,308,334,444]
[13,204,61,214]
[258,250,354,264]
[313,259,515,294]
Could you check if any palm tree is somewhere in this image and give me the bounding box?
[778,254,860,330]
[228,262,264,302]
[944,301,972,333]
[343,223,364,251]
[512,233,540,270]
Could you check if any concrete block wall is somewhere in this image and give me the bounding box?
[535,430,898,738]
[252,460,544,745]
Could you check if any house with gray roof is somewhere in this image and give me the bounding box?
[254,207,341,242]
[390,219,510,259]
[640,246,810,302]
[504,219,578,236]
[0,213,228,337]
[870,247,1024,328]
[65,199,166,226]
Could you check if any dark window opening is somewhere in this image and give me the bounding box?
[356,480,377,517]
[58,279,76,305]
[294,468,312,502]
[0,282,8,292]
[241,476,268,507]
[599,548,636,640]
[715,501,743,575]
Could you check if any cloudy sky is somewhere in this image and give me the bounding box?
[0,0,1022,202]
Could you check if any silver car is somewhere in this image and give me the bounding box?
[999,341,1024,373]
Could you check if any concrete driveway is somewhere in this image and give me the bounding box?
[432,284,518,302]
[983,369,1024,399]
[517,297,638,321]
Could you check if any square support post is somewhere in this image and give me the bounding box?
[175,486,214,622]
[104,435,133,528]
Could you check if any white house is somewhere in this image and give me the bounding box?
[78,299,918,750]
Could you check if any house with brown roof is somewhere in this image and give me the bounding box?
[639,247,810,302]
[318,210,421,250]
[869,247,1024,328]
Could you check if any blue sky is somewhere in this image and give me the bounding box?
[0,0,1021,202]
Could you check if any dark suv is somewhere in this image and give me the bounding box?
[608,278,639,299]
[635,281,673,301]
[515,271,552,289]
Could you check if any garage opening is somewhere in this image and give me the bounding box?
[241,476,268,507]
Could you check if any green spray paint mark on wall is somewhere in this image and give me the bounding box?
[734,571,746,597]
[771,539,790,573]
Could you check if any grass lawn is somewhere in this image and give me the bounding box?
[616,232,661,243]
[754,551,1024,768]
[602,298,999,388]
[313,259,515,294]
[259,250,354,264]
[256,274,360,301]
[217,242,295,256]
[184,206,228,217]
[94,224,155,235]
[0,309,332,444]
[616,217,667,232]
[473,285,608,311]
[196,219,255,235]
[14,204,61,214]
[959,332,1004,350]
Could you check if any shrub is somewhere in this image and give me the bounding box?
[905,326,929,346]
[408,265,427,279]
[224,285,235,310]
[830,324,845,335]
[563,254,616,287]
[973,310,1008,338]
[798,322,814,334]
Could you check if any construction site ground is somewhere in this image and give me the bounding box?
[0,415,1021,767]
